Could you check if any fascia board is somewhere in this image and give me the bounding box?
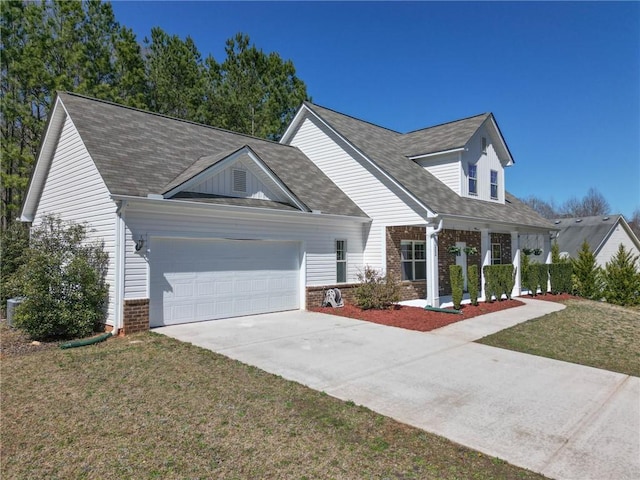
[279,103,308,144]
[408,147,466,160]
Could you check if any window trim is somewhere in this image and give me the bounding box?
[491,243,502,265]
[468,163,478,196]
[400,240,426,281]
[490,169,498,200]
[336,239,347,283]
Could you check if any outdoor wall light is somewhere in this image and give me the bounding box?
[135,236,145,252]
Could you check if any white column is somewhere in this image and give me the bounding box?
[544,233,552,293]
[511,231,521,298]
[480,228,490,301]
[426,224,440,307]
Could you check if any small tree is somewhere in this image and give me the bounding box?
[551,240,569,264]
[602,244,640,306]
[467,264,479,306]
[571,240,602,300]
[354,266,400,310]
[0,222,30,313]
[8,216,109,339]
[449,265,463,309]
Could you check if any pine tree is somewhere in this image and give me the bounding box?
[602,244,640,306]
[571,240,602,299]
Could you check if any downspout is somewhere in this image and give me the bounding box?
[426,218,444,307]
[113,200,128,336]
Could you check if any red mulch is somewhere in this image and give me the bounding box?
[310,299,524,332]
[518,293,579,303]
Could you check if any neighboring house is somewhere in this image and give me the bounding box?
[551,215,640,267]
[21,92,369,334]
[281,102,554,305]
[21,93,554,334]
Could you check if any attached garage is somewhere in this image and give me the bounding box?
[149,238,301,326]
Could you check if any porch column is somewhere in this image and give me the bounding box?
[426,224,440,307]
[480,228,490,301]
[511,231,521,298]
[543,233,552,293]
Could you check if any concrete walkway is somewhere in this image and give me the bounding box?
[155,299,640,480]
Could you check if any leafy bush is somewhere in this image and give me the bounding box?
[602,244,640,306]
[522,259,548,296]
[449,265,463,309]
[467,264,479,306]
[8,216,109,340]
[483,265,515,301]
[354,266,400,310]
[549,263,573,294]
[0,222,29,314]
[551,240,569,264]
[572,240,603,299]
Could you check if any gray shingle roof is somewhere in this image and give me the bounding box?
[304,102,552,229]
[553,215,624,257]
[58,92,367,218]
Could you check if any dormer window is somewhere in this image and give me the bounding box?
[468,164,477,195]
[482,137,487,154]
[232,169,247,193]
[490,170,498,200]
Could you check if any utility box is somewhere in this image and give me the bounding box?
[6,297,25,327]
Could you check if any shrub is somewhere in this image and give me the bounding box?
[551,240,569,264]
[354,266,400,310]
[483,265,514,301]
[522,260,548,296]
[449,265,463,309]
[467,264,479,306]
[0,222,29,314]
[549,263,573,294]
[9,216,109,340]
[602,244,640,306]
[572,240,603,299]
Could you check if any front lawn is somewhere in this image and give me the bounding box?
[477,299,640,377]
[0,322,546,479]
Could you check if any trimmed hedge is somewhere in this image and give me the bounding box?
[549,263,572,294]
[483,264,515,301]
[468,264,479,306]
[449,265,463,309]
[523,262,548,296]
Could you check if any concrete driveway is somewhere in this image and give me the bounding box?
[155,301,640,480]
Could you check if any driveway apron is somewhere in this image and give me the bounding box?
[155,301,640,480]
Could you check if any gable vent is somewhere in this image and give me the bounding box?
[232,169,247,193]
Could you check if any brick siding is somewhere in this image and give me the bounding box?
[122,299,149,335]
[306,284,359,308]
[385,226,427,301]
[491,233,512,265]
[437,229,482,296]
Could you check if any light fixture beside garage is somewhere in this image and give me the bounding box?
[135,236,145,252]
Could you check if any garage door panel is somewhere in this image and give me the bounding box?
[150,239,300,326]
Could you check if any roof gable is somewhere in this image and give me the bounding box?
[553,215,640,257]
[50,92,366,218]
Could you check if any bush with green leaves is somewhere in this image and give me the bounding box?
[0,222,29,314]
[571,240,603,299]
[602,244,640,306]
[483,265,515,301]
[551,240,569,264]
[8,216,109,340]
[449,265,463,309]
[354,266,400,310]
[549,263,573,294]
[467,264,479,306]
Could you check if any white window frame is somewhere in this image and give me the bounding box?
[490,169,498,200]
[468,164,478,196]
[491,243,502,265]
[401,240,426,281]
[336,239,347,283]
[232,168,247,194]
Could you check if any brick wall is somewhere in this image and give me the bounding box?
[306,284,359,308]
[437,229,482,295]
[491,233,512,265]
[385,226,428,301]
[122,299,149,335]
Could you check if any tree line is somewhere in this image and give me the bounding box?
[0,0,308,228]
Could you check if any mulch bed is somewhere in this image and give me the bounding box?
[0,320,61,359]
[519,293,579,303]
[310,299,524,332]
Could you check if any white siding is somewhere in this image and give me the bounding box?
[287,115,427,271]
[461,124,505,203]
[33,116,117,324]
[416,152,461,194]
[123,202,366,300]
[189,155,288,203]
[596,223,640,267]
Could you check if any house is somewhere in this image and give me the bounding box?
[21,92,369,334]
[551,215,640,267]
[281,102,554,304]
[22,93,553,334]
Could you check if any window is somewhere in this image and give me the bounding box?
[336,240,347,283]
[468,164,477,195]
[491,243,502,265]
[401,240,426,281]
[490,170,498,200]
[482,137,487,154]
[232,169,247,193]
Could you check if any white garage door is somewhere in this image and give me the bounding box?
[150,238,300,327]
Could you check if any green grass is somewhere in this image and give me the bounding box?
[477,299,640,377]
[0,327,547,479]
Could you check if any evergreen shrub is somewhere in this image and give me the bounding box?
[449,265,463,309]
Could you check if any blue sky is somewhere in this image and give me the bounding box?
[111,1,640,218]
